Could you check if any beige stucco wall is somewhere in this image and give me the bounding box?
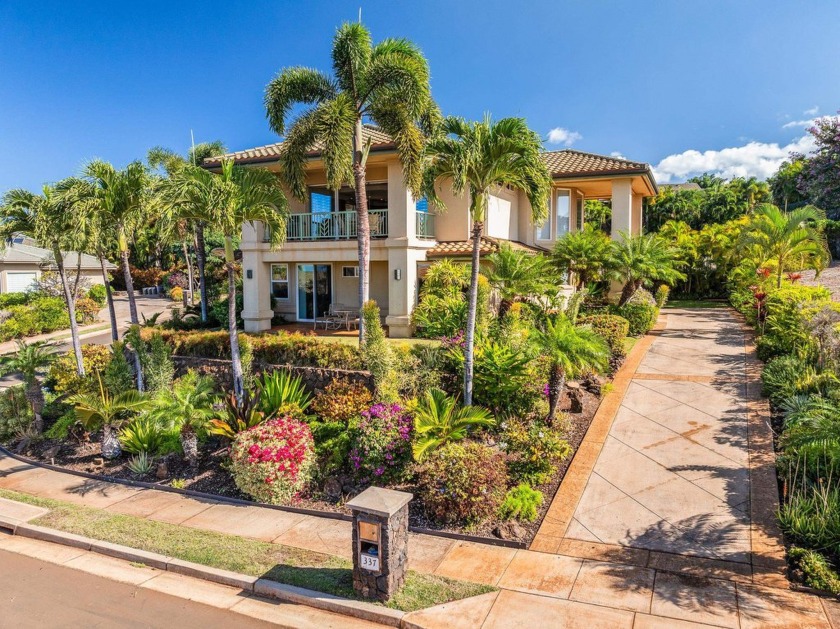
[0,266,107,294]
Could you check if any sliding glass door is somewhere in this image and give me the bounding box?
[296,264,332,321]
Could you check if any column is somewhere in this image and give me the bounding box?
[611,179,633,241]
[385,247,418,338]
[241,250,273,332]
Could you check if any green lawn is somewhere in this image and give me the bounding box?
[0,489,491,612]
[664,299,727,309]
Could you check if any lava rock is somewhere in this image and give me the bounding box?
[323,477,343,500]
[494,521,526,540]
[42,445,61,460]
[14,437,30,455]
[156,459,170,480]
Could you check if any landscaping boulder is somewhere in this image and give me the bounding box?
[323,476,343,500]
[494,521,526,540]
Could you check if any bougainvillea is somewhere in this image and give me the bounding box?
[229,416,316,505]
[348,403,413,484]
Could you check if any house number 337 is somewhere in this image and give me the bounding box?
[360,554,380,571]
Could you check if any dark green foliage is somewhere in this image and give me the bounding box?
[779,483,840,556]
[43,410,78,441]
[0,386,32,441]
[207,391,266,439]
[210,292,243,329]
[761,355,818,404]
[789,547,840,594]
[468,340,532,415]
[361,301,393,397]
[87,284,107,306]
[140,332,174,394]
[418,441,508,525]
[502,418,572,484]
[119,416,164,454]
[609,302,657,336]
[498,484,544,522]
[102,342,135,394]
[258,370,313,418]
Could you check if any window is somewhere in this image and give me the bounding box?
[556,190,571,238]
[536,195,552,240]
[342,266,359,278]
[271,264,289,299]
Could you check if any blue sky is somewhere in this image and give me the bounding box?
[2,0,838,192]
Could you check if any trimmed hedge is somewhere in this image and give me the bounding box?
[609,303,658,336]
[579,314,630,358]
[146,329,363,370]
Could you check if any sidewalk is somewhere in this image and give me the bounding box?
[0,308,837,627]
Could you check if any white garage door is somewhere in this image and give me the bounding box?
[6,272,37,293]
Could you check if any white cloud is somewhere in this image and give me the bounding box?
[805,106,820,116]
[547,127,582,146]
[610,151,626,159]
[652,133,817,184]
[782,119,814,129]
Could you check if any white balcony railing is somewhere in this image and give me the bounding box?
[268,209,389,242]
[416,211,435,239]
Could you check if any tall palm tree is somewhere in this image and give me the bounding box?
[148,141,227,322]
[485,244,550,319]
[423,116,551,405]
[609,232,686,306]
[740,204,829,289]
[534,316,609,424]
[150,370,217,468]
[0,341,58,434]
[552,225,613,289]
[70,375,148,459]
[264,21,437,340]
[160,160,288,399]
[0,186,87,376]
[78,160,150,326]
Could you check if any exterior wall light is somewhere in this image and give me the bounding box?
[394,269,402,281]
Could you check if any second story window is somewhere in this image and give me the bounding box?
[556,190,571,238]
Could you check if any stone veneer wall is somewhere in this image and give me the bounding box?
[172,356,373,393]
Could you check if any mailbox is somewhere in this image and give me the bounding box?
[346,487,412,601]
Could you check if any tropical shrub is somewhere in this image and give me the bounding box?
[466,340,533,415]
[43,410,78,441]
[655,284,670,308]
[148,329,362,370]
[138,332,174,394]
[498,484,544,522]
[87,284,107,306]
[579,314,630,360]
[151,370,217,467]
[258,370,313,420]
[418,441,508,525]
[163,269,189,290]
[761,355,819,404]
[609,299,658,336]
[208,391,266,439]
[169,286,184,302]
[210,292,243,329]
[119,416,165,454]
[102,342,135,394]
[75,297,101,324]
[229,416,316,505]
[348,402,413,483]
[311,379,372,423]
[47,345,112,395]
[389,344,443,399]
[361,300,394,397]
[412,294,468,339]
[502,418,572,484]
[412,259,491,339]
[789,547,840,594]
[412,388,495,461]
[127,452,155,475]
[70,378,148,459]
[0,386,32,442]
[779,483,840,555]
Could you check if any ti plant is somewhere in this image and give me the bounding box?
[208,389,266,440]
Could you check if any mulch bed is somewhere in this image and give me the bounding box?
[10,385,605,546]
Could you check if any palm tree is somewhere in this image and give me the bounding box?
[609,232,686,306]
[740,204,829,289]
[0,341,58,434]
[534,316,609,424]
[148,141,227,322]
[485,244,550,319]
[412,388,495,461]
[423,116,551,405]
[70,376,148,458]
[150,371,217,468]
[0,186,87,376]
[160,160,288,399]
[78,160,150,326]
[552,225,613,289]
[264,21,437,340]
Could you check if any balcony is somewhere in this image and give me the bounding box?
[268,209,389,242]
[416,211,435,239]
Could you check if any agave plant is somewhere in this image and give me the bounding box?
[127,451,155,475]
[412,388,495,461]
[257,370,312,418]
[207,389,266,440]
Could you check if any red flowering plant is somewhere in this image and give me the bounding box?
[229,416,316,505]
[348,403,413,484]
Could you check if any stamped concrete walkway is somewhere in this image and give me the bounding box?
[2,309,839,627]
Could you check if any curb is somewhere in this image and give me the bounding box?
[5,519,404,627]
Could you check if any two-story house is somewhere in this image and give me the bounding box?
[203,126,658,338]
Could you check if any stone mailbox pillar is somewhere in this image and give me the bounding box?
[346,486,412,601]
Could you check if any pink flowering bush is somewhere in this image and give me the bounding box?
[349,403,413,484]
[229,416,316,505]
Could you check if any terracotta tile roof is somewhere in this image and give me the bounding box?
[539,149,650,178]
[203,125,392,167]
[426,237,545,258]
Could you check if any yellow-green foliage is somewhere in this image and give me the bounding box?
[498,483,544,522]
[48,345,112,395]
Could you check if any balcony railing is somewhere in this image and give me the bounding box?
[268,209,389,242]
[416,211,435,239]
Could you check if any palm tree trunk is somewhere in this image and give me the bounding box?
[464,220,483,406]
[618,280,637,306]
[54,248,85,377]
[546,364,566,425]
[195,223,208,322]
[99,254,119,342]
[25,379,45,435]
[119,228,143,389]
[182,240,195,306]
[225,237,244,401]
[101,424,121,459]
[181,425,199,469]
[353,118,370,343]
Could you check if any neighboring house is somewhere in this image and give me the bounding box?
[0,237,117,293]
[660,182,702,192]
[204,126,658,338]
